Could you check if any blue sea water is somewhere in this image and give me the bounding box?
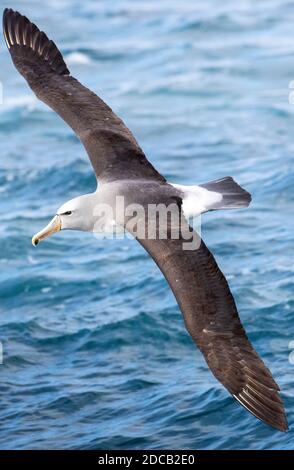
[0,0,293,450]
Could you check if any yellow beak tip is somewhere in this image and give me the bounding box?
[31,215,61,247]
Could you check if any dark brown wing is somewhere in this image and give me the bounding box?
[138,221,288,432]
[3,8,166,183]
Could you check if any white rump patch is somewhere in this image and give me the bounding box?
[171,183,223,218]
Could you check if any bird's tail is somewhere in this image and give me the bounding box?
[200,176,251,210]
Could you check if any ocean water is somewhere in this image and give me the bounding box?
[0,0,293,450]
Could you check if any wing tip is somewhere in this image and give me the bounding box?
[233,390,288,433]
[2,8,70,76]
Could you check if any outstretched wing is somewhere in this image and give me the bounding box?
[138,223,288,432]
[3,8,166,183]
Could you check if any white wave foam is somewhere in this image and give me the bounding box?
[41,287,52,294]
[0,95,42,113]
[65,52,92,65]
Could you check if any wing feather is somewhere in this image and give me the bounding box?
[3,8,165,183]
[138,223,288,432]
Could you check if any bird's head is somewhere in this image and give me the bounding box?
[32,194,95,246]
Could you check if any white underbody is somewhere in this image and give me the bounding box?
[99,182,222,233]
[170,183,222,218]
[56,180,225,234]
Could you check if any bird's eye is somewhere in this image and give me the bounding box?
[62,211,72,216]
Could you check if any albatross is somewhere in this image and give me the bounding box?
[3,8,288,432]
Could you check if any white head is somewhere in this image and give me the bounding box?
[32,193,96,246]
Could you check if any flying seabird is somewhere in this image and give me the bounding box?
[3,8,288,432]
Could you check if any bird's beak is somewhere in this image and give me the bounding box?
[32,215,61,246]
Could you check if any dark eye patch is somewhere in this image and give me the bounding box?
[62,211,72,216]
